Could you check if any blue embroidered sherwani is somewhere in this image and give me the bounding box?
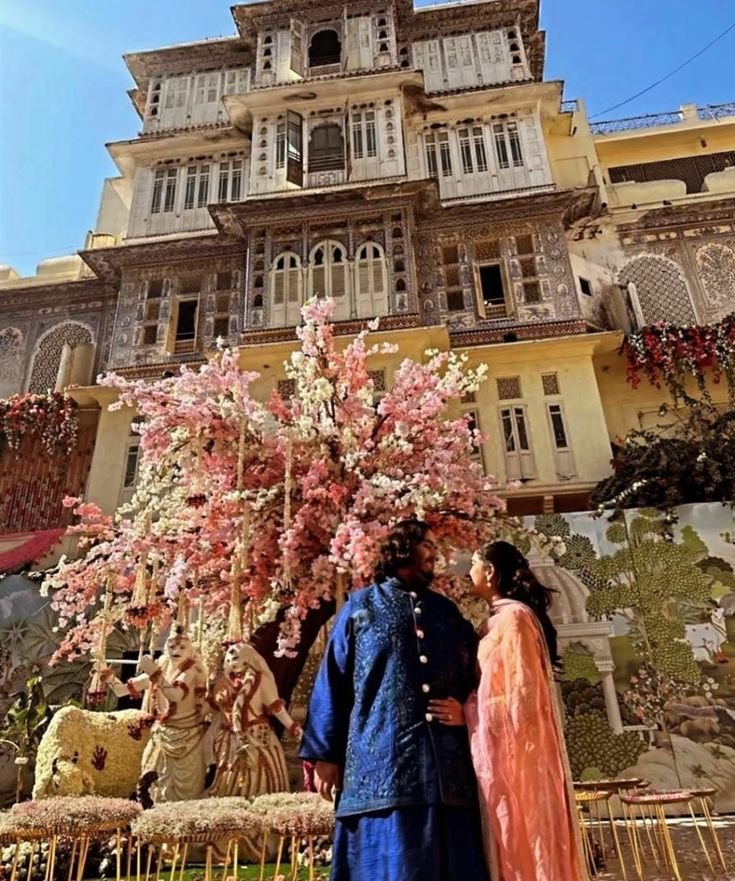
[301,577,489,881]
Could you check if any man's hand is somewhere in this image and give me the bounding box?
[428,697,465,726]
[314,760,341,802]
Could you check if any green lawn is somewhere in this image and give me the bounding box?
[87,866,330,880]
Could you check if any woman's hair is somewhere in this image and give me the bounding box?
[479,540,560,668]
[374,519,431,582]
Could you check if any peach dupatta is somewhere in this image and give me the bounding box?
[465,599,588,881]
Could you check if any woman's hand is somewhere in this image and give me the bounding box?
[428,697,465,726]
[314,760,341,802]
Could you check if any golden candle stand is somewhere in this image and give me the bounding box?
[2,796,142,881]
[619,788,727,881]
[130,797,260,881]
[685,788,728,874]
[574,778,646,880]
[250,792,335,881]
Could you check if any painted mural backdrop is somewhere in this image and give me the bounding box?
[527,503,735,810]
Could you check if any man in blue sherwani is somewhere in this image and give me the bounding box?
[300,519,489,881]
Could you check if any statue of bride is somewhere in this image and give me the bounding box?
[206,642,301,802]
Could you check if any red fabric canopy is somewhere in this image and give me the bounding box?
[0,529,65,573]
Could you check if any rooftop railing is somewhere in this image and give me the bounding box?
[591,102,735,135]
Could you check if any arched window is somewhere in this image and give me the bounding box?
[309,241,349,320]
[309,123,344,172]
[270,252,302,327]
[28,321,94,393]
[355,243,389,318]
[619,255,696,326]
[308,29,341,68]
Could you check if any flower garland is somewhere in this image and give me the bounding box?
[622,313,735,401]
[0,392,79,457]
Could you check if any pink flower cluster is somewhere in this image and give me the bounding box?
[46,299,506,661]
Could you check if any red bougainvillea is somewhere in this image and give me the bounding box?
[622,313,735,401]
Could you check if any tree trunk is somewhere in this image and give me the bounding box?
[249,599,336,706]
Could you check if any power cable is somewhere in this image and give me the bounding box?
[590,19,735,119]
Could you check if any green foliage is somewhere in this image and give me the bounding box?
[564,713,646,780]
[0,673,79,761]
[546,510,710,682]
[561,647,601,685]
[592,405,735,513]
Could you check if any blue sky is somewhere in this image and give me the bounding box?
[1,0,733,277]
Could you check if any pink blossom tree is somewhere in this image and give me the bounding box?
[46,300,507,697]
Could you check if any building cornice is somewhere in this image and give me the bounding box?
[617,197,735,234]
[211,180,429,235]
[416,184,598,228]
[0,278,116,311]
[79,235,244,282]
[449,319,594,348]
[124,37,252,89]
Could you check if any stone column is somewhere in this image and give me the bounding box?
[54,343,74,392]
[597,661,623,734]
[69,342,95,386]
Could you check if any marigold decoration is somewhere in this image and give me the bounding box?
[45,299,506,667]
[622,313,735,402]
[0,391,78,456]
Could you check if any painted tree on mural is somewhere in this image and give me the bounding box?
[44,300,507,698]
[542,510,712,683]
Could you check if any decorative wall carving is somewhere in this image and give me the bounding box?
[695,241,735,323]
[0,328,24,398]
[415,213,579,328]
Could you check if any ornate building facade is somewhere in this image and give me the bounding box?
[1,0,734,548]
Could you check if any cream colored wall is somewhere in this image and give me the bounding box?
[595,121,735,172]
[462,338,613,488]
[95,177,133,241]
[84,401,136,515]
[594,348,731,442]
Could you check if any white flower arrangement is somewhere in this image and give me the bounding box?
[131,797,261,844]
[250,792,335,838]
[9,796,141,837]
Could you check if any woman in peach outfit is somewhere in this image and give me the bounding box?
[447,541,586,881]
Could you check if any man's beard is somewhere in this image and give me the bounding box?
[413,569,434,589]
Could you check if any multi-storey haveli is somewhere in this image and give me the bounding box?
[2,0,735,556]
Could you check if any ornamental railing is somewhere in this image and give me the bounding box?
[698,102,735,121]
[591,111,684,135]
[591,102,735,134]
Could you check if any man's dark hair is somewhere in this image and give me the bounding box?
[374,519,431,582]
